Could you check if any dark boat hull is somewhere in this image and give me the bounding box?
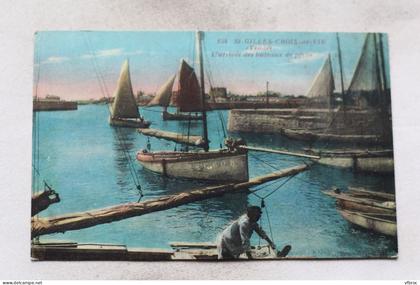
[162,111,202,121]
[109,116,151,128]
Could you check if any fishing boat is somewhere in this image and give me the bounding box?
[323,187,395,214]
[347,186,395,200]
[281,33,392,146]
[282,128,382,144]
[283,33,394,174]
[323,186,397,236]
[137,31,249,182]
[338,209,397,237]
[109,60,151,128]
[305,148,394,174]
[147,60,203,121]
[305,54,335,109]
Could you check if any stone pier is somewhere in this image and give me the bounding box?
[227,108,386,136]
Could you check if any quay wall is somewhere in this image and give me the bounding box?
[34,101,78,111]
[227,108,384,135]
[206,99,305,110]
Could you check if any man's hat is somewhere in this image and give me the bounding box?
[247,205,262,215]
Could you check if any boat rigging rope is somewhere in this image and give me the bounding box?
[33,33,42,193]
[250,172,299,200]
[33,32,54,195]
[262,200,275,246]
[249,152,303,172]
[83,32,143,200]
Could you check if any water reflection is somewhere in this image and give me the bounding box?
[111,127,139,193]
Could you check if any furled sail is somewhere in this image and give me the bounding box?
[348,33,382,94]
[138,128,205,147]
[148,74,176,107]
[171,60,203,112]
[111,60,140,119]
[306,54,335,99]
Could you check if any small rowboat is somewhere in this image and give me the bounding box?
[338,209,397,237]
[322,188,395,214]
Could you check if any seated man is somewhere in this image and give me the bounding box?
[217,206,279,259]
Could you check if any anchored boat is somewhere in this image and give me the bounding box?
[137,31,249,182]
[323,187,397,236]
[147,58,203,121]
[282,33,392,145]
[338,209,397,237]
[306,148,394,174]
[323,187,395,214]
[109,60,151,128]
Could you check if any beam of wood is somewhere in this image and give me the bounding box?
[31,164,310,238]
[32,190,60,216]
[138,128,205,147]
[170,242,216,249]
[239,145,320,159]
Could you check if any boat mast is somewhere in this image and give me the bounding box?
[373,34,384,99]
[376,33,390,142]
[378,34,388,101]
[196,31,209,151]
[336,33,346,108]
[266,81,269,106]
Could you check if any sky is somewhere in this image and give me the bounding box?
[33,31,390,100]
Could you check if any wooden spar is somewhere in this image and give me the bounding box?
[138,128,205,147]
[31,164,310,238]
[32,190,60,216]
[239,145,320,159]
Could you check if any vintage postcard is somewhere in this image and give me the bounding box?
[31,31,396,260]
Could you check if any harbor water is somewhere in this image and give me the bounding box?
[34,105,397,258]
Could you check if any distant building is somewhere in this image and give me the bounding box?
[44,94,61,101]
[209,87,227,99]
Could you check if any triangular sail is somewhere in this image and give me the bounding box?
[111,60,140,119]
[306,54,335,99]
[148,74,176,107]
[348,33,381,94]
[170,60,203,112]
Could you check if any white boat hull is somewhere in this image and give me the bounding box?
[137,150,249,182]
[339,209,397,237]
[316,157,394,173]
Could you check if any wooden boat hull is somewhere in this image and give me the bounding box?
[336,199,395,214]
[109,116,151,128]
[316,156,394,173]
[338,209,397,237]
[137,149,249,182]
[162,111,202,121]
[282,128,381,144]
[323,188,395,215]
[347,187,395,200]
